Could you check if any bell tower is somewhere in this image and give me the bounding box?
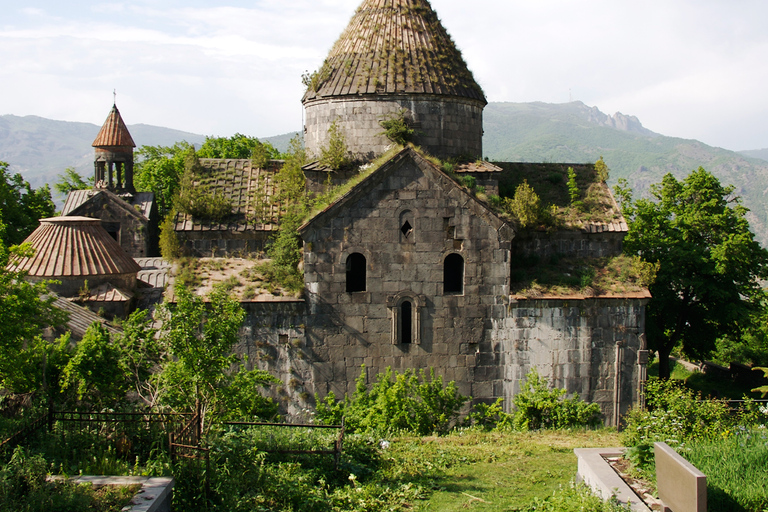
[92,103,136,194]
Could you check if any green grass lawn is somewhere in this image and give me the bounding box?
[380,429,620,511]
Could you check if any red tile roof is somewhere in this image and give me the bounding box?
[92,104,135,148]
[10,216,141,277]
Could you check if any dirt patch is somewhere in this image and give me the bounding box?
[605,455,663,511]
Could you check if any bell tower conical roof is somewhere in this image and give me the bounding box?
[302,0,485,103]
[92,104,136,149]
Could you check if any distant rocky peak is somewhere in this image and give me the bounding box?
[582,103,657,137]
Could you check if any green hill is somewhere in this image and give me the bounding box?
[3,104,768,245]
[484,101,768,245]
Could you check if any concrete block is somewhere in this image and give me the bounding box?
[654,442,706,512]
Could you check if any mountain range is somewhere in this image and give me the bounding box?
[2,102,768,244]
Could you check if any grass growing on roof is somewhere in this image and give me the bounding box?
[303,145,403,223]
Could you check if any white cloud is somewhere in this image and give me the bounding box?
[0,0,767,150]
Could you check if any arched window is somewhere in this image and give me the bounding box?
[400,300,412,344]
[346,253,366,292]
[444,253,464,294]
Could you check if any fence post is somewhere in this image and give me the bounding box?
[47,400,54,432]
[195,400,202,445]
[335,417,345,468]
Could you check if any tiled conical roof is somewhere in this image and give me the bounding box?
[302,0,485,103]
[92,104,135,148]
[10,217,141,277]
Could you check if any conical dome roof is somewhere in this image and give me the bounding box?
[302,0,485,103]
[92,104,135,148]
[10,217,141,278]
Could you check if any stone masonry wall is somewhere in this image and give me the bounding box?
[513,230,625,260]
[236,294,647,425]
[74,195,149,258]
[304,95,484,161]
[301,155,511,402]
[235,301,313,419]
[495,297,647,426]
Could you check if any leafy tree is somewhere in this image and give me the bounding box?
[54,167,92,196]
[616,168,768,379]
[134,142,194,220]
[0,162,55,245]
[115,309,162,407]
[60,322,128,407]
[0,214,65,392]
[156,284,277,429]
[197,133,280,167]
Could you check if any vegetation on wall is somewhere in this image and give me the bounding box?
[379,109,416,146]
[503,180,541,228]
[174,152,233,222]
[319,120,351,170]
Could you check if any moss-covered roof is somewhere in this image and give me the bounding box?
[173,159,282,233]
[302,0,485,103]
[494,162,627,233]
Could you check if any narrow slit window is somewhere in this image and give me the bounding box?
[444,253,464,294]
[400,220,413,238]
[346,253,366,292]
[401,300,412,344]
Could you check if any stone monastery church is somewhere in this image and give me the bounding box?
[18,0,649,425]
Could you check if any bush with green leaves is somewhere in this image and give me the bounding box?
[319,120,351,170]
[511,368,602,430]
[0,447,136,512]
[620,377,751,448]
[504,179,541,228]
[567,166,583,210]
[315,366,468,436]
[379,109,415,146]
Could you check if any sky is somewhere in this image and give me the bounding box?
[1,0,767,152]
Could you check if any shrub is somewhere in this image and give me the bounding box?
[504,180,541,228]
[319,120,350,170]
[315,366,468,436]
[512,368,602,430]
[379,109,415,146]
[595,156,610,183]
[567,166,583,210]
[159,211,182,260]
[620,377,743,448]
